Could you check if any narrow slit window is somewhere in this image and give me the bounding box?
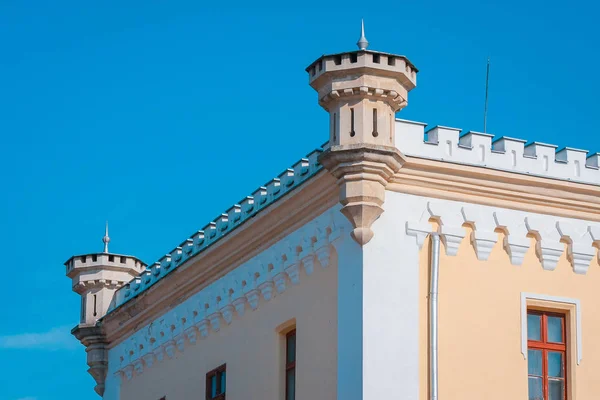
[81,297,86,322]
[372,108,378,137]
[206,364,226,400]
[333,113,337,142]
[527,310,566,400]
[350,108,355,137]
[93,294,97,317]
[285,330,296,400]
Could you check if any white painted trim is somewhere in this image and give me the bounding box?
[520,292,582,365]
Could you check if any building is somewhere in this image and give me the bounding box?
[64,23,600,400]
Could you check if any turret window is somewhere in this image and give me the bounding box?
[333,113,337,142]
[350,108,355,137]
[93,294,97,317]
[80,297,86,322]
[372,109,378,137]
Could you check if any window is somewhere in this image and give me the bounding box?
[527,311,566,400]
[93,294,97,317]
[206,364,226,400]
[285,330,296,400]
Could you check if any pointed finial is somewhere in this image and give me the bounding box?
[102,221,110,253]
[357,19,369,50]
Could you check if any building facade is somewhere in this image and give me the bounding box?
[65,26,600,400]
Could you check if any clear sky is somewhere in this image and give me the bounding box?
[0,1,598,399]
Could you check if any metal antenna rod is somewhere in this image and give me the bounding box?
[483,57,490,133]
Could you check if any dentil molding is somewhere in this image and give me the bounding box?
[111,207,346,381]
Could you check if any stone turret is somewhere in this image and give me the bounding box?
[64,224,145,396]
[306,22,418,245]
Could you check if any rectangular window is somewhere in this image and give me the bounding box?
[285,330,296,400]
[527,311,566,400]
[206,364,226,400]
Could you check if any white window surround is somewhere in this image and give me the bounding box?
[520,292,582,365]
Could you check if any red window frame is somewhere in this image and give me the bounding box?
[527,310,567,400]
[206,364,226,400]
[285,329,296,400]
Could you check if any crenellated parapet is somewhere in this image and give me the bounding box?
[111,208,345,381]
[407,199,600,274]
[396,119,600,185]
[109,146,326,312]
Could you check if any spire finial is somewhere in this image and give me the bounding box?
[357,19,369,50]
[102,221,110,253]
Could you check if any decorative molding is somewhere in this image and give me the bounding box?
[406,199,600,273]
[396,120,600,185]
[73,325,109,396]
[111,208,346,381]
[520,293,582,365]
[320,86,407,111]
[319,144,405,245]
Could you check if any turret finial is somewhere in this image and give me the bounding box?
[357,19,369,50]
[102,221,110,253]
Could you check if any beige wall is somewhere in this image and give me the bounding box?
[419,227,600,399]
[120,252,338,400]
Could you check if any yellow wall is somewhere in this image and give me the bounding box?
[419,227,600,399]
[120,253,338,400]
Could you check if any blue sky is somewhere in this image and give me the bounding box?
[0,1,598,399]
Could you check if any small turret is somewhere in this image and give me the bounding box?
[64,224,145,396]
[65,223,145,325]
[307,22,418,245]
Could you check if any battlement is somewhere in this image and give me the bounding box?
[108,145,326,312]
[65,253,145,278]
[306,50,417,90]
[396,119,600,185]
[104,119,600,313]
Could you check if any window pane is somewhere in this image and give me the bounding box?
[549,379,564,400]
[548,351,564,378]
[528,349,543,376]
[286,368,296,400]
[528,376,543,400]
[287,332,296,364]
[528,314,541,341]
[211,375,217,397]
[548,316,564,343]
[220,371,226,394]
